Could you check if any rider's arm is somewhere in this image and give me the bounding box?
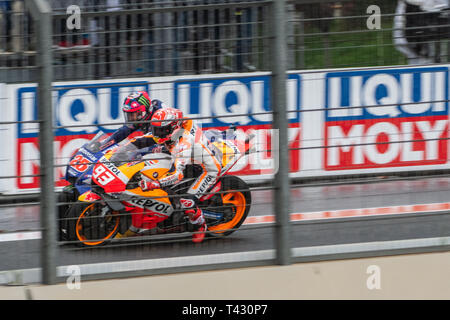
[158,138,191,188]
[99,125,136,150]
[130,134,157,149]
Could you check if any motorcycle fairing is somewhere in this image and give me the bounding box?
[78,190,102,202]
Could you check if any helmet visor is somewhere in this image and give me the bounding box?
[123,108,147,125]
[152,124,174,139]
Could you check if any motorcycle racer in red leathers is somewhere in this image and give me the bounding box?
[139,108,222,243]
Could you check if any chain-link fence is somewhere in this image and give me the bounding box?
[1,0,274,82]
[3,0,449,83]
[1,0,450,285]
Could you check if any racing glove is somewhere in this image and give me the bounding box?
[150,145,164,153]
[139,176,161,191]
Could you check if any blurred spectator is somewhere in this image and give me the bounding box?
[235,0,260,72]
[0,0,12,52]
[0,0,33,53]
[2,0,268,79]
[89,0,122,48]
[51,0,94,49]
[51,0,122,50]
[147,0,175,75]
[102,0,122,77]
[235,6,249,71]
[394,0,450,64]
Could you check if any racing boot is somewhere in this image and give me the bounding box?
[180,197,207,243]
[186,207,207,244]
[114,226,139,239]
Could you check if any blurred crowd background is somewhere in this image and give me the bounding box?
[1,0,450,83]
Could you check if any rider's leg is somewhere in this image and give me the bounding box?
[179,195,207,243]
[181,142,221,243]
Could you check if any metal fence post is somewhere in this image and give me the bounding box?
[270,0,291,265]
[25,0,56,285]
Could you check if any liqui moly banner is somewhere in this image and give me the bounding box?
[324,67,449,171]
[172,74,302,176]
[4,73,302,193]
[3,66,450,195]
[10,80,150,191]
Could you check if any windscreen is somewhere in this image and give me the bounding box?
[84,131,111,153]
[109,141,140,165]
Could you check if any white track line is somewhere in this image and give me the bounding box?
[1,201,449,242]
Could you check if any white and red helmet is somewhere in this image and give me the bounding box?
[150,108,184,143]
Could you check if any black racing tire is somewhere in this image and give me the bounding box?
[58,185,79,242]
[66,201,121,247]
[206,175,251,237]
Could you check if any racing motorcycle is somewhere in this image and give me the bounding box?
[62,128,254,246]
[58,131,122,241]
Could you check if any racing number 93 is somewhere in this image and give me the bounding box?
[92,165,115,186]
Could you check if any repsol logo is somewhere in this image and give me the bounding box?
[196,175,215,195]
[103,161,120,175]
[129,197,172,214]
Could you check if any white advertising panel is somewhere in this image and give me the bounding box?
[4,65,450,194]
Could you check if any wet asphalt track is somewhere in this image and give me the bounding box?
[1,176,449,271]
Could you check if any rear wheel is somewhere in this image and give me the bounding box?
[206,176,251,237]
[67,202,120,247]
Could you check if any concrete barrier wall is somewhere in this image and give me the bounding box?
[1,251,448,300]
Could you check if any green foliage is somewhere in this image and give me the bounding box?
[292,1,408,70]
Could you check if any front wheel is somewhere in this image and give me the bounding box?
[58,185,79,241]
[206,175,251,237]
[66,201,121,247]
